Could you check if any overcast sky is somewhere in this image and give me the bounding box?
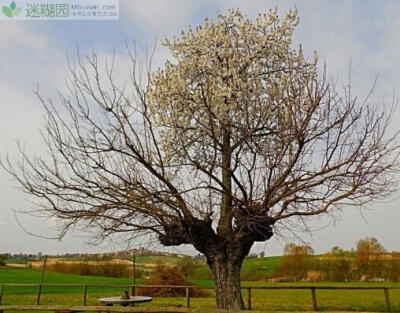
[1,0,400,256]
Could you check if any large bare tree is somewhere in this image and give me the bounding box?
[3,8,400,309]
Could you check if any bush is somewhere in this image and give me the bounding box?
[307,271,322,282]
[176,257,199,278]
[138,264,207,297]
[0,254,7,266]
[47,261,143,278]
[317,258,352,282]
[383,260,400,282]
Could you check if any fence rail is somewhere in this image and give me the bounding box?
[0,283,398,311]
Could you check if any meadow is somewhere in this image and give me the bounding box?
[2,266,400,312]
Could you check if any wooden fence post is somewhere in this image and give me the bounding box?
[36,256,47,305]
[0,284,2,313]
[131,254,136,297]
[36,284,42,305]
[384,288,391,312]
[311,287,318,311]
[0,283,3,313]
[247,287,252,310]
[186,287,190,308]
[83,285,88,306]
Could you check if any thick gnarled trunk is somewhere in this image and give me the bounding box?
[160,216,273,310]
[209,254,245,310]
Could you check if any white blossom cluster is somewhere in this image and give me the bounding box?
[148,8,318,167]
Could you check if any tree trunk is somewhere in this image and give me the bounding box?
[210,256,244,310]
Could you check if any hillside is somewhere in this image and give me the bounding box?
[3,253,284,286]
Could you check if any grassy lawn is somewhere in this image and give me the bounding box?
[0,266,137,296]
[2,265,400,311]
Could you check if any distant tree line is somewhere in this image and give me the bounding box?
[39,256,201,280]
[3,238,399,283]
[274,237,400,282]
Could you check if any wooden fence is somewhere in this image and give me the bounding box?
[0,283,399,312]
[0,305,265,313]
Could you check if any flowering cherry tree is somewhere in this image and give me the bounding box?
[3,9,399,309]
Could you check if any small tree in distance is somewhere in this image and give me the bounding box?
[280,243,314,280]
[2,8,400,309]
[330,246,346,256]
[356,237,385,279]
[177,256,199,278]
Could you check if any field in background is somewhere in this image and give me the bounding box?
[5,254,283,284]
[2,267,400,311]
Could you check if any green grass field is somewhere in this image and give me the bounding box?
[2,266,400,311]
[190,256,283,284]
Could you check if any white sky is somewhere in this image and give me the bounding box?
[1,0,400,256]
